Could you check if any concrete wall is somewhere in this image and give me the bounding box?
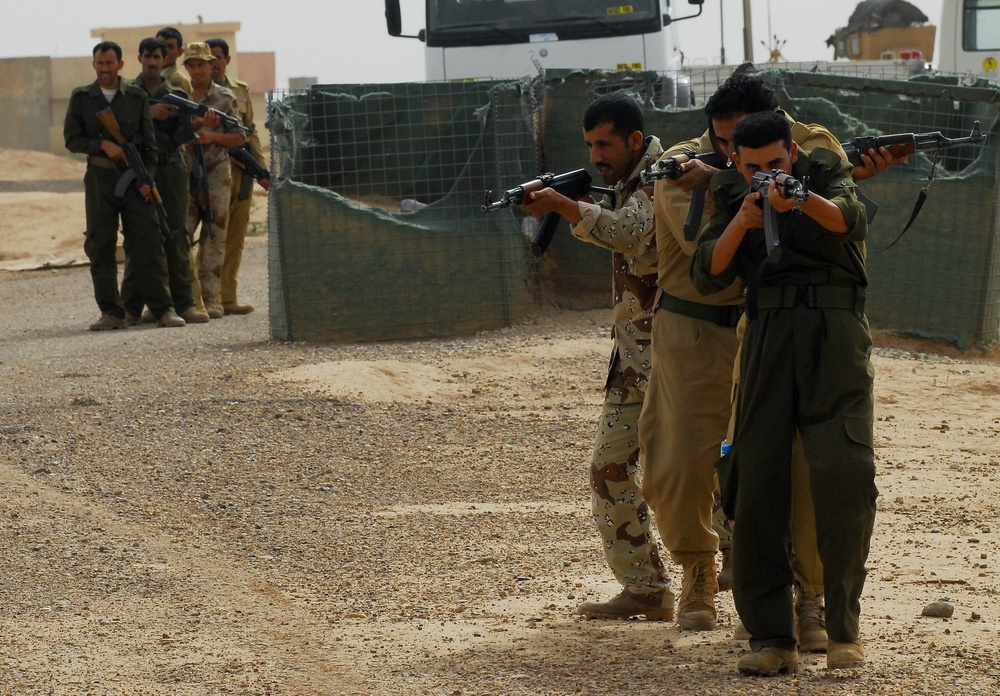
[834,26,937,62]
[0,57,54,152]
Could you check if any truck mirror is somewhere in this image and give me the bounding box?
[385,0,402,37]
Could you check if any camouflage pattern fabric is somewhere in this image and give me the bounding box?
[571,136,669,593]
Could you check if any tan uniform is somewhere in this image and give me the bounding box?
[218,74,265,306]
[163,64,193,96]
[184,82,239,310]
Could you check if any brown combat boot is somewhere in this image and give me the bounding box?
[181,306,211,324]
[576,587,675,621]
[676,556,718,630]
[827,640,864,669]
[156,309,186,328]
[89,314,126,331]
[205,301,225,319]
[794,579,829,652]
[223,301,254,315]
[738,646,798,677]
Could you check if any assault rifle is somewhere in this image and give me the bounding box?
[482,169,615,257]
[842,121,985,166]
[642,150,729,241]
[162,92,254,134]
[190,143,214,244]
[95,107,174,240]
[748,169,810,256]
[231,146,270,200]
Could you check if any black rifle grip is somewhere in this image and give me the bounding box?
[684,188,707,241]
[531,212,561,257]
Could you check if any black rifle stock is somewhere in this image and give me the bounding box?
[749,170,810,256]
[95,107,175,240]
[163,92,254,134]
[191,144,214,244]
[842,121,986,166]
[231,146,270,201]
[481,169,615,257]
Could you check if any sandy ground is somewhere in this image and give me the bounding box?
[0,149,998,694]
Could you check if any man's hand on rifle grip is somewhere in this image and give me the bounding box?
[852,145,906,181]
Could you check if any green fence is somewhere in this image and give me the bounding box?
[267,67,1000,347]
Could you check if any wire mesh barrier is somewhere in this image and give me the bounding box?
[266,67,1000,347]
[266,80,537,342]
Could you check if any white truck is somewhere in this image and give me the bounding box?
[937,0,1000,81]
[384,0,706,105]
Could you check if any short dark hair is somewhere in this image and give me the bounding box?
[138,37,167,58]
[206,38,230,57]
[583,92,644,141]
[93,41,122,61]
[156,27,184,46]
[732,111,793,153]
[704,73,779,122]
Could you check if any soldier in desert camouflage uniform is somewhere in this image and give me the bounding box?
[521,93,673,619]
[179,42,245,318]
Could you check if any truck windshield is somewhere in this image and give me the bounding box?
[426,0,662,48]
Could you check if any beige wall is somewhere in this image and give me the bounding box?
[0,21,275,156]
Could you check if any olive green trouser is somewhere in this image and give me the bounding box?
[724,314,824,593]
[121,158,194,315]
[725,305,877,651]
[83,164,172,319]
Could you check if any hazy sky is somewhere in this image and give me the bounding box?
[5,0,947,88]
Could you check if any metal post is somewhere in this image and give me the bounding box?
[720,0,726,65]
[742,0,754,63]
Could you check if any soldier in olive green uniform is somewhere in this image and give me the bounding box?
[180,42,246,318]
[122,37,208,325]
[208,37,269,315]
[520,94,673,620]
[692,111,876,677]
[64,41,181,331]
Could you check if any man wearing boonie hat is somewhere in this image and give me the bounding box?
[179,41,245,319]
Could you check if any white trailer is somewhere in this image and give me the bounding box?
[938,0,1000,80]
[384,0,706,104]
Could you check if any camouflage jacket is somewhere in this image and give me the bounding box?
[571,135,661,404]
[182,82,240,174]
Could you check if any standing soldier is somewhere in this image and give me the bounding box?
[64,41,184,330]
[207,37,269,315]
[180,42,246,318]
[123,37,210,326]
[156,27,193,95]
[519,93,674,620]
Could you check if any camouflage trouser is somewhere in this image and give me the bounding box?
[187,166,231,306]
[590,400,670,594]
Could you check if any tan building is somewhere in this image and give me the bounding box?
[827,0,936,63]
[0,20,274,156]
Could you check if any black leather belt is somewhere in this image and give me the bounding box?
[658,291,743,328]
[87,155,116,169]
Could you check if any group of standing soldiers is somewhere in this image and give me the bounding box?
[63,27,268,331]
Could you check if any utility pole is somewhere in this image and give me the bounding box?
[742,0,754,63]
[720,0,726,65]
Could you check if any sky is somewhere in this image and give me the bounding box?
[4,0,947,88]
